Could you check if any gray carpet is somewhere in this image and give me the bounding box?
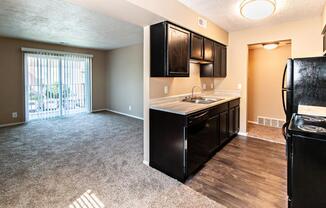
[0,112,225,208]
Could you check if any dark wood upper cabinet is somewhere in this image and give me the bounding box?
[190,33,204,60]
[213,43,222,77]
[201,43,227,77]
[220,45,227,77]
[150,22,190,77]
[204,38,214,61]
[150,21,226,78]
[212,43,227,77]
[200,64,213,77]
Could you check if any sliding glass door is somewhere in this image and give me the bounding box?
[24,51,92,120]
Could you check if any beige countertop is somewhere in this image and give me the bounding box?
[150,93,240,115]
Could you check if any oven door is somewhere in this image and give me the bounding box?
[187,113,217,176]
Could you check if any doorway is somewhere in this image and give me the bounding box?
[247,40,291,144]
[24,50,92,121]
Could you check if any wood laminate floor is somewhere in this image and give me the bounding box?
[186,136,287,208]
[247,123,285,144]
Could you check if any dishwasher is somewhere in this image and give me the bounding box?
[186,109,218,176]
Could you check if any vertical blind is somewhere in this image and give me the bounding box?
[23,48,92,120]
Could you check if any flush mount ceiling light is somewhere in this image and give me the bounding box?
[240,0,276,20]
[263,42,279,50]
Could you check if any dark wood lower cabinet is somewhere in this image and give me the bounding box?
[150,98,240,182]
[219,110,229,145]
[229,99,240,137]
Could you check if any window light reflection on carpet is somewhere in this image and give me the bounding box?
[69,190,105,208]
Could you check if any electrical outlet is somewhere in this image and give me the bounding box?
[12,112,18,118]
[210,83,214,89]
[128,105,132,111]
[164,86,169,94]
[202,83,206,90]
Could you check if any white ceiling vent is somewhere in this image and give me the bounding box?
[198,17,207,28]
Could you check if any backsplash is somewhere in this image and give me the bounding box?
[150,63,214,99]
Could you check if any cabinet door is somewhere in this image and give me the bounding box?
[235,106,240,134]
[191,33,203,60]
[167,24,190,76]
[229,107,235,137]
[204,38,214,61]
[200,64,214,77]
[219,111,228,145]
[213,43,227,77]
[213,43,222,77]
[220,45,227,77]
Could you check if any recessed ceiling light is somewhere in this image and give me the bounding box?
[263,43,279,50]
[240,0,276,20]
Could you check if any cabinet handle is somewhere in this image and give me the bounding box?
[193,111,209,119]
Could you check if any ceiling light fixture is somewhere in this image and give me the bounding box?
[240,0,276,20]
[263,43,279,50]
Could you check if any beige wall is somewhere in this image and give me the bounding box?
[248,45,291,122]
[0,37,107,125]
[127,0,228,45]
[106,44,143,118]
[215,17,323,133]
[150,64,214,99]
[323,3,326,31]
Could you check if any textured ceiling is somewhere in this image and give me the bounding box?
[178,0,326,31]
[0,0,144,50]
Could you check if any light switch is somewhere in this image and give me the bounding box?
[164,86,169,94]
[12,112,18,118]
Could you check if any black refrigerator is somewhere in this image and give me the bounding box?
[281,56,326,208]
[282,57,326,124]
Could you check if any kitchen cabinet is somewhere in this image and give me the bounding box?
[190,33,204,60]
[204,38,214,61]
[213,43,227,77]
[150,98,240,182]
[200,43,227,77]
[199,64,213,77]
[150,21,227,78]
[150,22,190,77]
[219,110,229,145]
[229,99,240,137]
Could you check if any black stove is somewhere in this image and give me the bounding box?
[288,114,326,138]
[286,113,326,208]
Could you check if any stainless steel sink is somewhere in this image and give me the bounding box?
[182,97,224,104]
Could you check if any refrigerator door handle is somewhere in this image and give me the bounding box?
[282,122,288,139]
[282,64,287,89]
[282,64,288,115]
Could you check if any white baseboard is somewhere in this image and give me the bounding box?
[143,160,149,166]
[92,109,108,113]
[0,121,25,128]
[248,120,258,125]
[106,109,143,120]
[238,131,248,136]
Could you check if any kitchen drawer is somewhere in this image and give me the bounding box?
[209,103,228,116]
[229,99,240,108]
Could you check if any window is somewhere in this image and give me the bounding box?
[23,49,92,120]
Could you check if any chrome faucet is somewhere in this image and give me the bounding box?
[191,86,202,99]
